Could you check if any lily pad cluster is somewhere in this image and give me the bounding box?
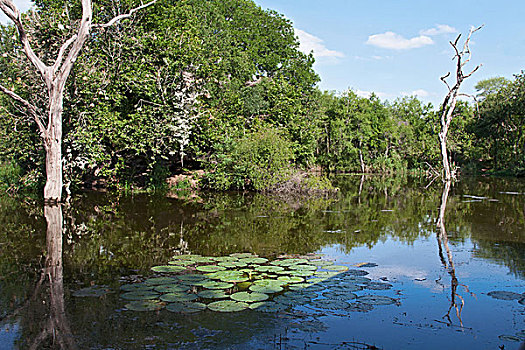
[119,253,398,313]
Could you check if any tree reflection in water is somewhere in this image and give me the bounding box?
[436,181,474,328]
[25,204,77,349]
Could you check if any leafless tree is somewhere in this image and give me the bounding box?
[0,0,157,202]
[439,25,482,181]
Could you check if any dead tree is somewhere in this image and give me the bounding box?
[439,25,482,181]
[0,0,157,202]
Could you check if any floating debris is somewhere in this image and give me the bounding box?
[487,291,523,301]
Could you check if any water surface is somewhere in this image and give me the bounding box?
[0,176,524,349]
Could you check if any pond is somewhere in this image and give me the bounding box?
[0,175,524,349]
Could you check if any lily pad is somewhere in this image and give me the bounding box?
[347,302,374,312]
[125,300,164,311]
[151,265,186,273]
[239,257,268,264]
[330,283,363,292]
[166,302,207,314]
[160,292,199,302]
[345,269,370,276]
[288,270,315,277]
[249,284,283,294]
[218,261,248,269]
[144,277,178,286]
[322,290,357,301]
[121,291,159,301]
[288,283,325,292]
[154,284,190,293]
[277,276,304,284]
[229,253,257,258]
[168,260,194,266]
[250,301,288,312]
[206,270,249,283]
[213,256,238,262]
[231,291,269,303]
[274,293,313,306]
[208,300,249,312]
[271,258,309,266]
[323,265,349,272]
[197,290,229,299]
[487,291,523,301]
[310,260,333,266]
[314,271,340,278]
[310,299,349,310]
[177,274,208,283]
[201,281,234,290]
[365,282,393,290]
[196,265,226,273]
[340,276,372,284]
[289,264,317,271]
[256,265,285,273]
[357,295,396,306]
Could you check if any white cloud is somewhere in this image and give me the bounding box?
[420,24,457,36]
[401,89,431,98]
[366,31,434,50]
[295,28,345,59]
[354,89,389,99]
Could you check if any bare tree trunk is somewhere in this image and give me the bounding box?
[438,26,482,181]
[0,0,157,202]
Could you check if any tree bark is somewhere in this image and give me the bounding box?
[0,0,157,201]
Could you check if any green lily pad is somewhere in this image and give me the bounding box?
[166,302,207,314]
[196,265,226,273]
[189,256,216,263]
[151,265,187,273]
[208,300,249,312]
[160,292,199,302]
[288,270,315,277]
[288,283,325,292]
[271,258,309,266]
[314,271,340,278]
[277,276,304,284]
[73,285,111,297]
[236,281,252,289]
[310,260,333,266]
[310,299,350,310]
[487,291,523,301]
[249,284,283,294]
[176,274,208,283]
[212,256,238,262]
[120,283,154,292]
[125,300,164,311]
[218,261,248,269]
[250,301,288,312]
[153,284,189,293]
[323,265,349,272]
[229,253,257,258]
[201,281,234,290]
[239,257,268,264]
[231,291,269,303]
[256,265,285,273]
[172,254,202,260]
[121,291,159,301]
[206,270,248,283]
[357,295,396,305]
[168,260,194,266]
[197,290,229,299]
[340,276,371,284]
[144,277,178,286]
[289,264,317,271]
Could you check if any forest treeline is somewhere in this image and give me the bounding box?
[0,0,524,193]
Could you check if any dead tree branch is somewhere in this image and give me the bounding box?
[93,0,158,28]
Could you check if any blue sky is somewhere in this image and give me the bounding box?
[255,0,525,107]
[3,1,524,107]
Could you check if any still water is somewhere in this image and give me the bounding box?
[0,175,523,349]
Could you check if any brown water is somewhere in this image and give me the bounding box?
[0,175,524,349]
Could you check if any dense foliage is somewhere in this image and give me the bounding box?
[0,0,523,194]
